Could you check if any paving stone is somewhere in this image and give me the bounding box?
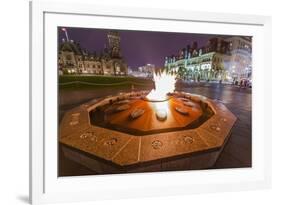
[59,84,252,176]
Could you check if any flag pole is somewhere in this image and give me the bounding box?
[62,28,69,42]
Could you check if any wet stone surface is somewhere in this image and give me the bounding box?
[59,83,251,176]
[180,83,251,169]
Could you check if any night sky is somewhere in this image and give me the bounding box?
[58,27,230,69]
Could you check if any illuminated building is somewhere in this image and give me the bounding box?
[58,30,128,76]
[164,37,252,82]
[227,37,252,82]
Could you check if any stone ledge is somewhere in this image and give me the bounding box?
[59,91,237,171]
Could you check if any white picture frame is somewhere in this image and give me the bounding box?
[30,0,272,204]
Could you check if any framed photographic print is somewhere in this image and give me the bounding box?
[30,0,272,204]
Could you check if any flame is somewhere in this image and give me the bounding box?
[146,70,177,121]
[146,70,177,101]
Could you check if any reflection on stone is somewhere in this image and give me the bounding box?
[156,109,167,121]
[130,108,145,119]
[116,104,130,111]
[184,101,194,107]
[175,106,189,115]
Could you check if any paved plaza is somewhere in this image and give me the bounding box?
[59,83,252,176]
[182,83,252,169]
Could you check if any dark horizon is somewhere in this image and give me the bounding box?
[58,27,239,69]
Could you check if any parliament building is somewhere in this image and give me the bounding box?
[58,31,128,76]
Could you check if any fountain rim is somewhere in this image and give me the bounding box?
[59,90,238,167]
[140,95,172,102]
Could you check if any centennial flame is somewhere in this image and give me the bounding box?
[146,70,177,101]
[146,70,178,121]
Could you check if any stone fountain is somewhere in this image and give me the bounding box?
[59,89,236,174]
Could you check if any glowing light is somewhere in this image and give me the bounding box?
[145,70,177,121]
[156,109,167,121]
[151,100,170,121]
[146,70,177,102]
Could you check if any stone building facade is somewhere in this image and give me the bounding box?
[164,36,252,82]
[58,31,128,76]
